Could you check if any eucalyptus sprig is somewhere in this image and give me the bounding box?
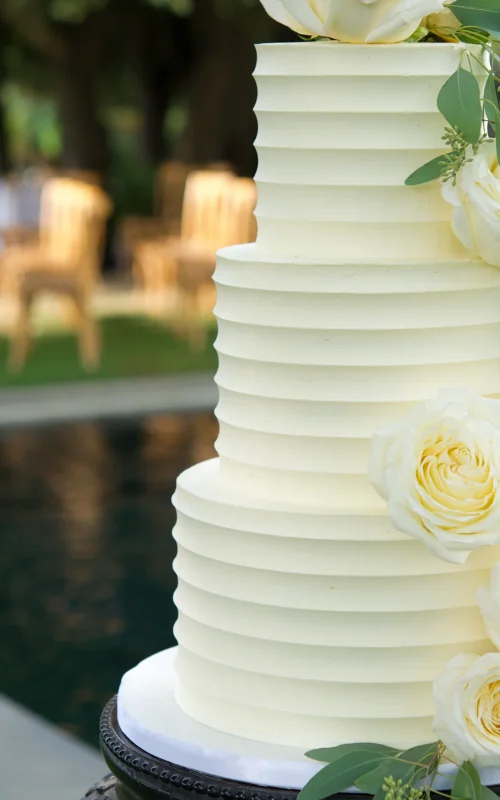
[298,740,497,800]
[405,0,500,187]
[440,127,492,184]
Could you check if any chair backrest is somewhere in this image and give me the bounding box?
[220,177,257,247]
[180,170,235,249]
[154,161,194,221]
[155,161,235,228]
[39,178,113,286]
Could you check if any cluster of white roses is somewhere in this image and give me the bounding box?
[370,390,500,765]
[433,567,500,766]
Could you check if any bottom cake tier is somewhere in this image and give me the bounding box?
[172,458,500,749]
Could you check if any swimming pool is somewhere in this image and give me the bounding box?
[0,411,217,746]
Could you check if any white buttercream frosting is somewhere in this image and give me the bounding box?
[173,43,500,750]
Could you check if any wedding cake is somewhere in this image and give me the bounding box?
[171,14,500,758]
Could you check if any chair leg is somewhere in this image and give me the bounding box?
[185,289,207,351]
[74,294,101,371]
[9,293,33,372]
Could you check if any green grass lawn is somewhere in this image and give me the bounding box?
[0,315,218,388]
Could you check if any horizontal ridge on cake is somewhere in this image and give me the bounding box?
[172,40,500,751]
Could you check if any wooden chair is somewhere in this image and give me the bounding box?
[133,169,234,312]
[1,177,112,372]
[1,169,101,249]
[174,174,257,346]
[124,161,234,283]
[219,177,258,246]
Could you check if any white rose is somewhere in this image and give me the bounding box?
[259,0,447,43]
[477,562,500,651]
[369,388,500,564]
[442,143,500,268]
[433,652,500,767]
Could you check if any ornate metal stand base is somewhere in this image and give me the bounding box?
[98,696,500,800]
[99,696,303,800]
[84,775,118,799]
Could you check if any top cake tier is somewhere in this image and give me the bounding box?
[254,42,479,262]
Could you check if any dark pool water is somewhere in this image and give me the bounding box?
[0,412,217,746]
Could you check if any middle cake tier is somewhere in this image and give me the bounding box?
[172,243,500,749]
[212,244,500,507]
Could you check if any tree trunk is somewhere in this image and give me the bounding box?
[140,70,170,165]
[134,12,172,165]
[0,24,11,175]
[0,85,11,176]
[132,9,190,166]
[177,4,257,176]
[57,23,108,174]
[178,3,290,177]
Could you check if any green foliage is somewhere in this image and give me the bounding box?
[484,72,499,122]
[453,761,483,800]
[454,25,491,45]
[437,66,482,145]
[298,746,400,800]
[483,787,500,800]
[403,0,500,187]
[306,742,398,764]
[355,742,440,795]
[405,154,449,186]
[302,740,497,800]
[406,36,500,185]
[382,776,425,800]
[452,0,500,37]
[49,0,107,22]
[440,127,491,184]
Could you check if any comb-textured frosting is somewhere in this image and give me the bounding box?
[172,42,500,749]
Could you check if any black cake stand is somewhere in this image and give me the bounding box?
[86,695,500,800]
[96,696,305,800]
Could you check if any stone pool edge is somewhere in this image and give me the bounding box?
[0,373,218,429]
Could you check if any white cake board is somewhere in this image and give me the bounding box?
[117,647,500,791]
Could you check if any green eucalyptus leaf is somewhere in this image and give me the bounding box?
[438,66,483,144]
[453,761,483,800]
[455,25,491,44]
[452,0,500,35]
[484,72,499,122]
[355,764,389,794]
[494,108,500,163]
[405,155,448,185]
[355,741,440,795]
[482,787,499,800]
[298,748,398,800]
[306,743,398,764]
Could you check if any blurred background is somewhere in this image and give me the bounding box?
[0,1,293,796]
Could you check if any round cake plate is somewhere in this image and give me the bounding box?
[100,647,500,798]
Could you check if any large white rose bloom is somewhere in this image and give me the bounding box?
[442,143,500,268]
[370,389,500,564]
[259,0,447,43]
[478,562,500,651]
[433,653,500,767]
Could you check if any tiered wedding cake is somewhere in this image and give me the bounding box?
[172,41,500,751]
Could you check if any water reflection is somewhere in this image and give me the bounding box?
[0,411,217,744]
